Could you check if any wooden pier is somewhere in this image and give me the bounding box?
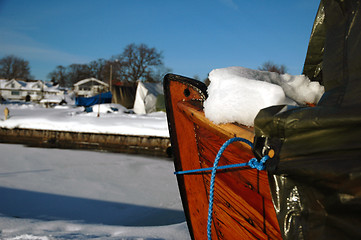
[0,127,171,157]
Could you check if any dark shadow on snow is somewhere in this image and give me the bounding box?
[0,169,52,177]
[0,186,185,226]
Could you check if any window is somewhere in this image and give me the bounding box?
[11,91,20,96]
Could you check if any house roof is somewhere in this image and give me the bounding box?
[0,79,62,93]
[25,81,43,89]
[0,79,7,88]
[3,79,27,88]
[74,78,109,87]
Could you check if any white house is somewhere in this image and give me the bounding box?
[73,78,109,97]
[0,79,64,102]
[1,79,26,100]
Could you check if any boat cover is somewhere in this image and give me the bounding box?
[133,82,164,114]
[253,0,361,239]
[75,91,112,107]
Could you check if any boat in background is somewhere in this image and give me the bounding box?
[164,73,281,239]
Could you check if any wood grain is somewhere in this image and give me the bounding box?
[164,75,281,239]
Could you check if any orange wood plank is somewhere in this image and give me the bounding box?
[196,125,281,239]
[165,75,281,239]
[166,79,210,239]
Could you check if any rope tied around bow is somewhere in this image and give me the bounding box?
[174,137,270,240]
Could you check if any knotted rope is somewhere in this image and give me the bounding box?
[174,137,269,240]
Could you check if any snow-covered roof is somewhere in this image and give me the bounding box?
[74,78,109,87]
[140,82,163,96]
[45,82,54,88]
[24,80,43,90]
[40,96,63,103]
[17,80,27,87]
[0,79,7,88]
[4,79,27,88]
[46,84,62,92]
[0,79,63,93]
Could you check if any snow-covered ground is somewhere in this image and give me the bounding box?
[0,101,190,239]
[0,143,190,240]
[0,103,169,137]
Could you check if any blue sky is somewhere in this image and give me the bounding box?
[0,0,319,81]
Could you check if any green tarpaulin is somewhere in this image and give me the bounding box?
[254,0,361,239]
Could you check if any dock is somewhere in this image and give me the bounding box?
[0,127,171,157]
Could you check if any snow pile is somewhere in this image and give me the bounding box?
[204,66,324,126]
[0,103,169,137]
[89,103,127,113]
[0,144,190,240]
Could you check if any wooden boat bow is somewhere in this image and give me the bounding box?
[164,74,281,240]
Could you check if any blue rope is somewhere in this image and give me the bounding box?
[174,137,269,240]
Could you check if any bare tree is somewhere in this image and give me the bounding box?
[258,61,287,74]
[47,65,67,86]
[148,65,172,82]
[46,43,165,85]
[0,55,32,80]
[101,60,124,85]
[113,43,163,82]
[66,64,92,85]
[48,60,107,87]
[48,64,90,87]
[88,58,106,81]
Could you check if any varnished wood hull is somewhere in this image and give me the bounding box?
[164,74,281,240]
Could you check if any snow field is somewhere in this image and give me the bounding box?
[0,143,190,240]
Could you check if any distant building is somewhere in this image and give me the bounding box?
[0,79,64,101]
[73,78,109,97]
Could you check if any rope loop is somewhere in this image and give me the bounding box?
[247,156,269,171]
[173,137,270,240]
